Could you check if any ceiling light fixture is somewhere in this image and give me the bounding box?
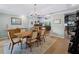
[30,4,39,20]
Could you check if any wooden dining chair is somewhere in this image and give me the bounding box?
[8,29,22,54]
[34,27,46,46]
[26,31,38,52]
[40,29,46,42]
[34,26,40,31]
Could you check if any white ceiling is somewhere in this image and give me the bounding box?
[0,4,79,16]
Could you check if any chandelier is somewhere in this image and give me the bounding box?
[30,4,39,18]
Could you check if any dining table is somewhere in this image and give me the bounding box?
[14,31,32,38]
[14,31,32,47]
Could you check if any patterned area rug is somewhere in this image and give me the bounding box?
[2,36,57,54]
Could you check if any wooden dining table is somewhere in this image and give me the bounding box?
[14,31,32,47]
[14,31,32,38]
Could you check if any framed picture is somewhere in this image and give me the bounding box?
[11,17,22,25]
[54,19,61,24]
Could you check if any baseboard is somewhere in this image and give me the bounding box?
[0,37,8,41]
[50,34,64,39]
[54,35,64,38]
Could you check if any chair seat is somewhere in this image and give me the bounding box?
[26,39,37,43]
[12,38,21,43]
[11,35,17,38]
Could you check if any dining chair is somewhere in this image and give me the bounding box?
[26,31,38,52]
[40,29,46,42]
[8,29,22,54]
[34,26,40,31]
[35,27,46,46]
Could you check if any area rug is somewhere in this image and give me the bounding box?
[2,36,57,54]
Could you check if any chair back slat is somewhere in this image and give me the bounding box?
[8,31,14,43]
[8,28,21,42]
[31,31,38,39]
[41,30,45,35]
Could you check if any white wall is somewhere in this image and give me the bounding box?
[0,13,28,29]
[0,13,28,38]
[50,13,64,37]
[49,6,79,38]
